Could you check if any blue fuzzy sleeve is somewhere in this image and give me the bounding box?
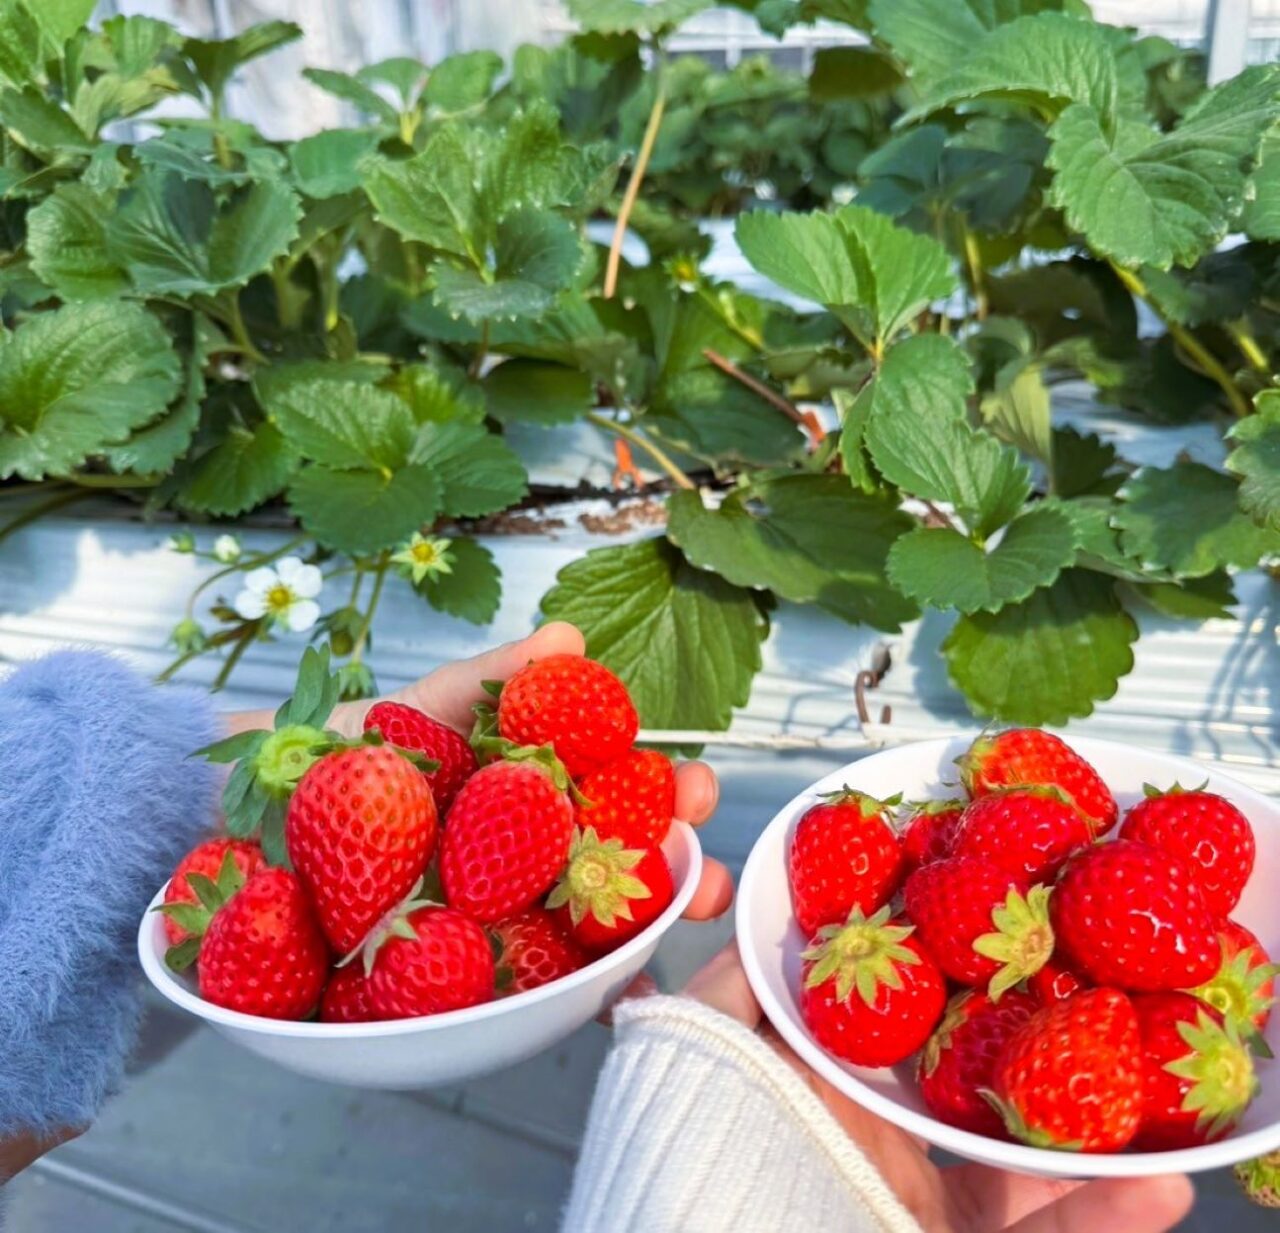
[0,651,221,1139]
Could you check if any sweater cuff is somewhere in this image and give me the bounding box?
[563,995,922,1233]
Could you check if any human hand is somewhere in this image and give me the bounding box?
[681,945,1195,1233]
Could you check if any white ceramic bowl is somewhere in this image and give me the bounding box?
[737,736,1280,1178]
[139,822,701,1089]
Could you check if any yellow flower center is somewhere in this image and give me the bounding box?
[411,541,441,565]
[265,583,295,614]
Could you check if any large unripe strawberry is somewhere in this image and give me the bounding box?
[903,856,1053,997]
[547,828,673,953]
[1189,918,1277,1035]
[320,964,378,1024]
[441,753,574,923]
[575,749,675,848]
[951,788,1091,885]
[1132,992,1257,1151]
[286,743,438,954]
[789,790,903,937]
[989,988,1145,1152]
[958,729,1117,836]
[899,799,965,875]
[800,907,945,1067]
[1119,785,1255,915]
[163,838,265,945]
[367,906,495,1020]
[197,868,329,1020]
[494,907,587,996]
[497,654,638,779]
[1052,840,1219,991]
[363,700,477,815]
[918,990,1039,1138]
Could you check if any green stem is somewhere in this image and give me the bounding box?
[1112,263,1251,419]
[604,54,667,299]
[350,553,389,665]
[585,412,695,490]
[962,228,989,322]
[270,261,306,332]
[211,627,255,692]
[210,95,233,170]
[0,488,95,546]
[1227,320,1270,380]
[184,534,309,620]
[222,292,266,365]
[468,320,491,379]
[68,472,159,489]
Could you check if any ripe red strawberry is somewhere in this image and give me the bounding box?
[958,729,1117,835]
[1119,784,1255,916]
[918,990,1039,1137]
[493,907,587,995]
[903,856,1053,996]
[497,654,638,779]
[197,868,329,1020]
[801,907,945,1067]
[899,799,965,874]
[363,700,477,815]
[1052,840,1220,992]
[951,788,1091,885]
[320,964,378,1024]
[575,749,675,848]
[548,829,673,953]
[367,906,495,1020]
[441,753,574,923]
[1132,993,1258,1151]
[1189,918,1277,1035]
[990,989,1145,1151]
[286,743,438,954]
[1029,958,1088,1005]
[162,838,265,945]
[789,790,904,937]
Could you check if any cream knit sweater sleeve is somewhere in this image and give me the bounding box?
[562,996,924,1233]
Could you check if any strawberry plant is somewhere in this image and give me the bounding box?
[0,0,1276,731]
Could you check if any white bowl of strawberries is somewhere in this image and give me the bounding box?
[737,730,1280,1178]
[138,653,701,1089]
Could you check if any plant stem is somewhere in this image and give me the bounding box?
[702,348,826,445]
[962,228,988,321]
[67,472,158,489]
[0,488,94,546]
[350,552,389,664]
[223,292,266,365]
[210,95,233,170]
[1227,320,1271,379]
[585,412,695,490]
[1111,263,1251,419]
[211,627,255,692]
[184,534,309,620]
[604,58,667,299]
[468,320,490,379]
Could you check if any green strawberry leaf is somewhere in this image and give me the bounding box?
[26,183,127,299]
[1114,462,1279,578]
[107,171,302,297]
[32,0,95,43]
[886,505,1079,614]
[0,302,181,480]
[134,136,258,187]
[424,50,503,114]
[943,568,1138,724]
[665,477,919,632]
[0,85,93,153]
[566,0,713,35]
[735,204,955,345]
[177,420,298,517]
[263,379,416,471]
[1048,66,1280,269]
[979,361,1052,467]
[288,464,441,555]
[1243,127,1280,241]
[1226,392,1280,533]
[382,365,487,425]
[1052,495,1161,582]
[484,360,594,426]
[902,12,1119,124]
[410,422,529,518]
[0,2,42,90]
[302,67,399,125]
[289,128,380,199]
[1126,572,1237,622]
[541,536,767,733]
[429,209,582,323]
[809,46,902,100]
[418,537,502,625]
[183,21,302,102]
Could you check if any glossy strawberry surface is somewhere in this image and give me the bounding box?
[363,700,477,816]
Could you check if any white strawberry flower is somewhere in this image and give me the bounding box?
[212,534,242,564]
[233,556,323,633]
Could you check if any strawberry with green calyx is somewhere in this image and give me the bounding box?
[904,856,1053,997]
[800,906,945,1067]
[161,838,265,946]
[899,798,965,874]
[1188,918,1278,1047]
[287,741,439,954]
[957,728,1117,836]
[986,988,1145,1153]
[951,786,1091,885]
[1119,783,1255,916]
[1133,993,1258,1151]
[547,827,674,953]
[1235,1151,1280,1208]
[788,789,904,937]
[155,847,253,971]
[442,744,576,923]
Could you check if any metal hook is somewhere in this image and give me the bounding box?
[854,645,893,727]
